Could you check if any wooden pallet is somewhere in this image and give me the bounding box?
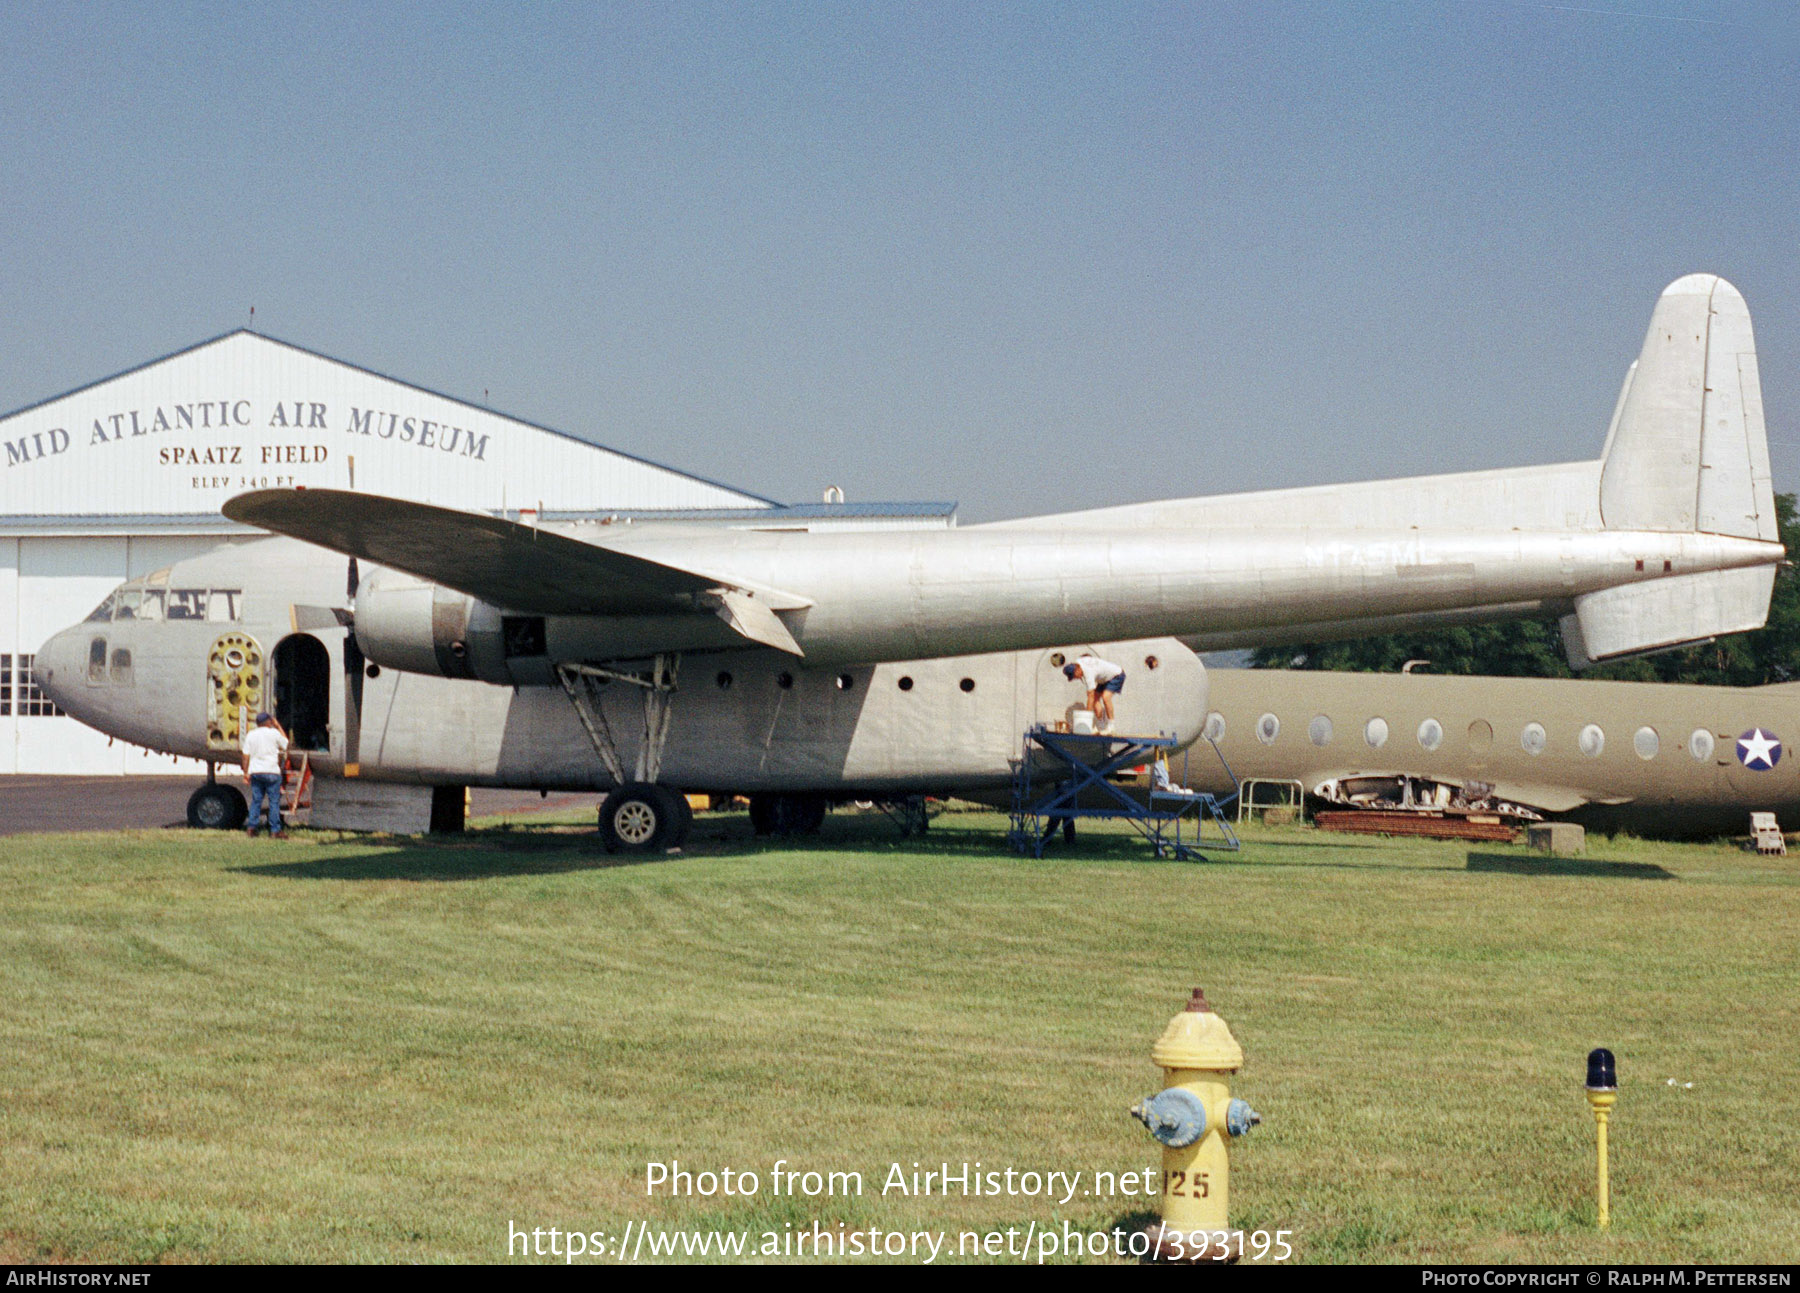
[1315,810,1520,843]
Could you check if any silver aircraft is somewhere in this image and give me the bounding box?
[33,274,1785,849]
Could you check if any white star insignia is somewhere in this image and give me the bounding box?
[1737,728,1782,771]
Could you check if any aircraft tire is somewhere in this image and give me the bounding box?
[598,783,677,854]
[898,796,929,837]
[187,783,248,831]
[790,793,827,835]
[658,786,694,849]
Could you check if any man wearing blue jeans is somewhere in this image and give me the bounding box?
[241,711,290,837]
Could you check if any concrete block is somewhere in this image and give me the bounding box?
[1527,822,1585,856]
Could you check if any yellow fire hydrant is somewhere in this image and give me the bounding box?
[1130,987,1261,1262]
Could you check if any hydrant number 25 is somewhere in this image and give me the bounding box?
[1163,1169,1209,1198]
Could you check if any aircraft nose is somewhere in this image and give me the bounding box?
[33,626,85,717]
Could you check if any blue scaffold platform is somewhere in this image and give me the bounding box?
[1006,726,1241,861]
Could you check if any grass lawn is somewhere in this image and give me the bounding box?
[0,807,1795,1264]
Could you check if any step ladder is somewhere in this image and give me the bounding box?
[281,752,314,825]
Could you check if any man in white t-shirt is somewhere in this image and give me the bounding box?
[241,712,290,837]
[1063,654,1125,734]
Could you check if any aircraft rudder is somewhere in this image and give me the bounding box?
[1599,274,1779,543]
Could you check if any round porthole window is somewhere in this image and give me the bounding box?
[1364,717,1389,749]
[1202,712,1226,743]
[1688,728,1715,761]
[1578,724,1605,758]
[1521,722,1547,755]
[1634,726,1660,760]
[898,676,914,692]
[1417,718,1443,751]
[1257,713,1280,745]
[1309,715,1333,747]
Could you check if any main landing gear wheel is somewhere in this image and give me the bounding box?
[187,783,248,831]
[598,782,688,854]
[668,789,694,849]
[897,796,930,837]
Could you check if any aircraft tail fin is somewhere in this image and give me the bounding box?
[1567,275,1784,668]
[1599,273,1777,541]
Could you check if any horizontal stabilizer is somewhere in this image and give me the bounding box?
[1561,564,1777,669]
[225,489,812,629]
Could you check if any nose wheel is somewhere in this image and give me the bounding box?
[187,782,248,830]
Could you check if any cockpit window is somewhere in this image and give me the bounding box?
[88,637,107,683]
[87,584,242,622]
[110,648,133,685]
[124,588,165,621]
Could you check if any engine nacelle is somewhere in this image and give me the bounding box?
[352,568,747,685]
[353,569,500,682]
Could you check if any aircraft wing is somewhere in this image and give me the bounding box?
[223,489,810,651]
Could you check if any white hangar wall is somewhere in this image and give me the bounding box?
[1,529,265,774]
[0,330,772,775]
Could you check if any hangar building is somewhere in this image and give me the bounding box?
[1,331,942,774]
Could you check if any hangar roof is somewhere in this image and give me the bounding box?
[0,329,775,519]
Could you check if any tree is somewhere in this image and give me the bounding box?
[1251,494,1800,686]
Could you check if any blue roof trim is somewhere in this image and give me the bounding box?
[0,501,959,531]
[0,513,251,525]
[0,328,780,507]
[539,502,958,522]
[0,516,255,534]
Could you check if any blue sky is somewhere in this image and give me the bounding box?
[1,2,1794,519]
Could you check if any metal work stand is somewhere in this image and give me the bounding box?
[1007,727,1240,861]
